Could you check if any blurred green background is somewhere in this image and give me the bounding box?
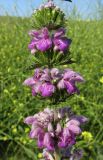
[0,0,103,160]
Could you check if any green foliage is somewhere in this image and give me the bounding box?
[27,49,73,70]
[0,16,103,159]
[31,7,65,30]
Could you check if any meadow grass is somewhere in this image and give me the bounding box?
[0,16,103,160]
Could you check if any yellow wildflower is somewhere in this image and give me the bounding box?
[7,67,11,72]
[25,127,30,133]
[82,131,93,141]
[38,153,43,159]
[99,77,103,83]
[89,145,93,150]
[3,136,8,141]
[12,128,17,134]
[4,89,9,94]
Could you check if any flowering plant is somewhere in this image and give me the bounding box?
[23,68,84,98]
[23,0,88,160]
[28,27,71,54]
[25,107,87,159]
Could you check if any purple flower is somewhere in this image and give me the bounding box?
[37,28,52,52]
[44,1,55,8]
[53,28,71,52]
[57,69,84,94]
[54,28,66,38]
[58,107,73,118]
[57,79,65,89]
[40,82,55,97]
[28,28,52,53]
[50,68,62,81]
[28,26,72,54]
[66,117,88,136]
[66,119,80,127]
[23,77,35,86]
[29,127,44,138]
[40,69,51,82]
[24,108,54,128]
[64,81,79,94]
[61,148,72,159]
[36,37,52,52]
[23,68,44,96]
[28,40,37,54]
[63,69,84,82]
[70,149,83,160]
[32,87,37,96]
[24,107,87,153]
[58,128,75,148]
[34,68,43,80]
[28,30,40,37]
[54,37,72,52]
[23,68,43,86]
[32,82,42,96]
[68,124,81,135]
[23,68,84,97]
[73,116,88,124]
[58,79,78,94]
[24,116,36,124]
[38,132,45,148]
[28,40,36,50]
[43,133,54,151]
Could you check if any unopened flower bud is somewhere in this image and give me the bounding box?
[56,123,62,135]
[48,123,54,132]
[31,49,37,54]
[54,46,59,52]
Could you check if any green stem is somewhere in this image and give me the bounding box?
[47,51,51,68]
[54,151,60,160]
